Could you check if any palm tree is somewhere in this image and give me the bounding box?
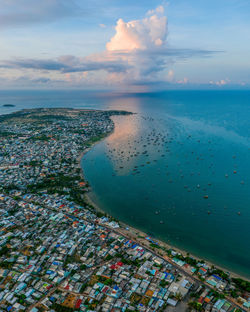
[175,292,183,301]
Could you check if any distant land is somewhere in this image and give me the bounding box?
[2,104,15,107]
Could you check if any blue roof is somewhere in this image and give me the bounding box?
[164,272,174,279]
[212,274,222,280]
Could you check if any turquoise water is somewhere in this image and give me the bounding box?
[82,91,250,278]
[0,90,250,277]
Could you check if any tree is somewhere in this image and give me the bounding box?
[104,278,113,286]
[175,292,183,301]
[188,301,202,311]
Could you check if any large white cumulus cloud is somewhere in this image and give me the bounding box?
[106,6,168,51]
[103,6,171,83]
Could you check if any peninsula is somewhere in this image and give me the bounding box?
[0,108,249,312]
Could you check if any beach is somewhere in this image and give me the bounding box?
[80,126,250,283]
[1,106,249,311]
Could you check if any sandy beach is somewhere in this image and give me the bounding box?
[84,189,249,282]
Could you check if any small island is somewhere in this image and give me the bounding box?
[2,104,15,107]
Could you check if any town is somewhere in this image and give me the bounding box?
[0,108,249,312]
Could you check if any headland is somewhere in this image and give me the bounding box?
[0,108,249,311]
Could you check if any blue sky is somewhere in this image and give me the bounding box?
[0,0,249,90]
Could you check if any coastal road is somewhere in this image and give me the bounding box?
[106,225,247,312]
[34,203,246,312]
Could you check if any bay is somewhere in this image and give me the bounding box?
[0,89,249,278]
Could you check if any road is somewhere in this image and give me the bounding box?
[25,201,246,312]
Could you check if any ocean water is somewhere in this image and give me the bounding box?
[0,90,250,278]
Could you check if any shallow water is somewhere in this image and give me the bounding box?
[0,90,250,277]
[82,91,250,278]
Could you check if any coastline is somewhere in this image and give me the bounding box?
[79,118,250,283]
[2,107,249,311]
[84,190,249,282]
[1,107,249,311]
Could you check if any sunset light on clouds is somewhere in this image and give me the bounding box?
[0,0,250,90]
[0,1,250,303]
[106,6,167,51]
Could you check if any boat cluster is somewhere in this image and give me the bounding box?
[98,115,248,220]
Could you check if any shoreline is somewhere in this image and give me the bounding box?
[84,190,249,282]
[79,117,250,283]
[2,107,249,311]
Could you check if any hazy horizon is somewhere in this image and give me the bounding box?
[0,0,250,91]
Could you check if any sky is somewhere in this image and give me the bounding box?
[0,0,250,90]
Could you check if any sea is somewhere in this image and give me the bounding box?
[0,89,249,278]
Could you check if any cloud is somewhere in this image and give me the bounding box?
[104,6,215,84]
[106,6,168,51]
[1,55,130,73]
[147,5,165,16]
[177,77,189,84]
[0,0,80,29]
[0,5,217,88]
[167,69,174,81]
[209,79,230,86]
[0,45,213,87]
[0,75,64,89]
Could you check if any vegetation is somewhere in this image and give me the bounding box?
[105,254,114,261]
[149,243,160,249]
[80,264,87,270]
[159,280,169,288]
[29,135,51,141]
[0,261,13,269]
[0,246,10,257]
[103,278,113,286]
[0,131,15,137]
[85,134,107,147]
[174,253,198,267]
[210,289,225,299]
[80,283,87,293]
[232,278,250,292]
[188,301,202,311]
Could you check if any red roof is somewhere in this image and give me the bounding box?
[75,299,82,309]
[198,296,204,304]
[102,286,109,293]
[200,267,207,272]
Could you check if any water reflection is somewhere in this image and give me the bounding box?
[83,92,250,278]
